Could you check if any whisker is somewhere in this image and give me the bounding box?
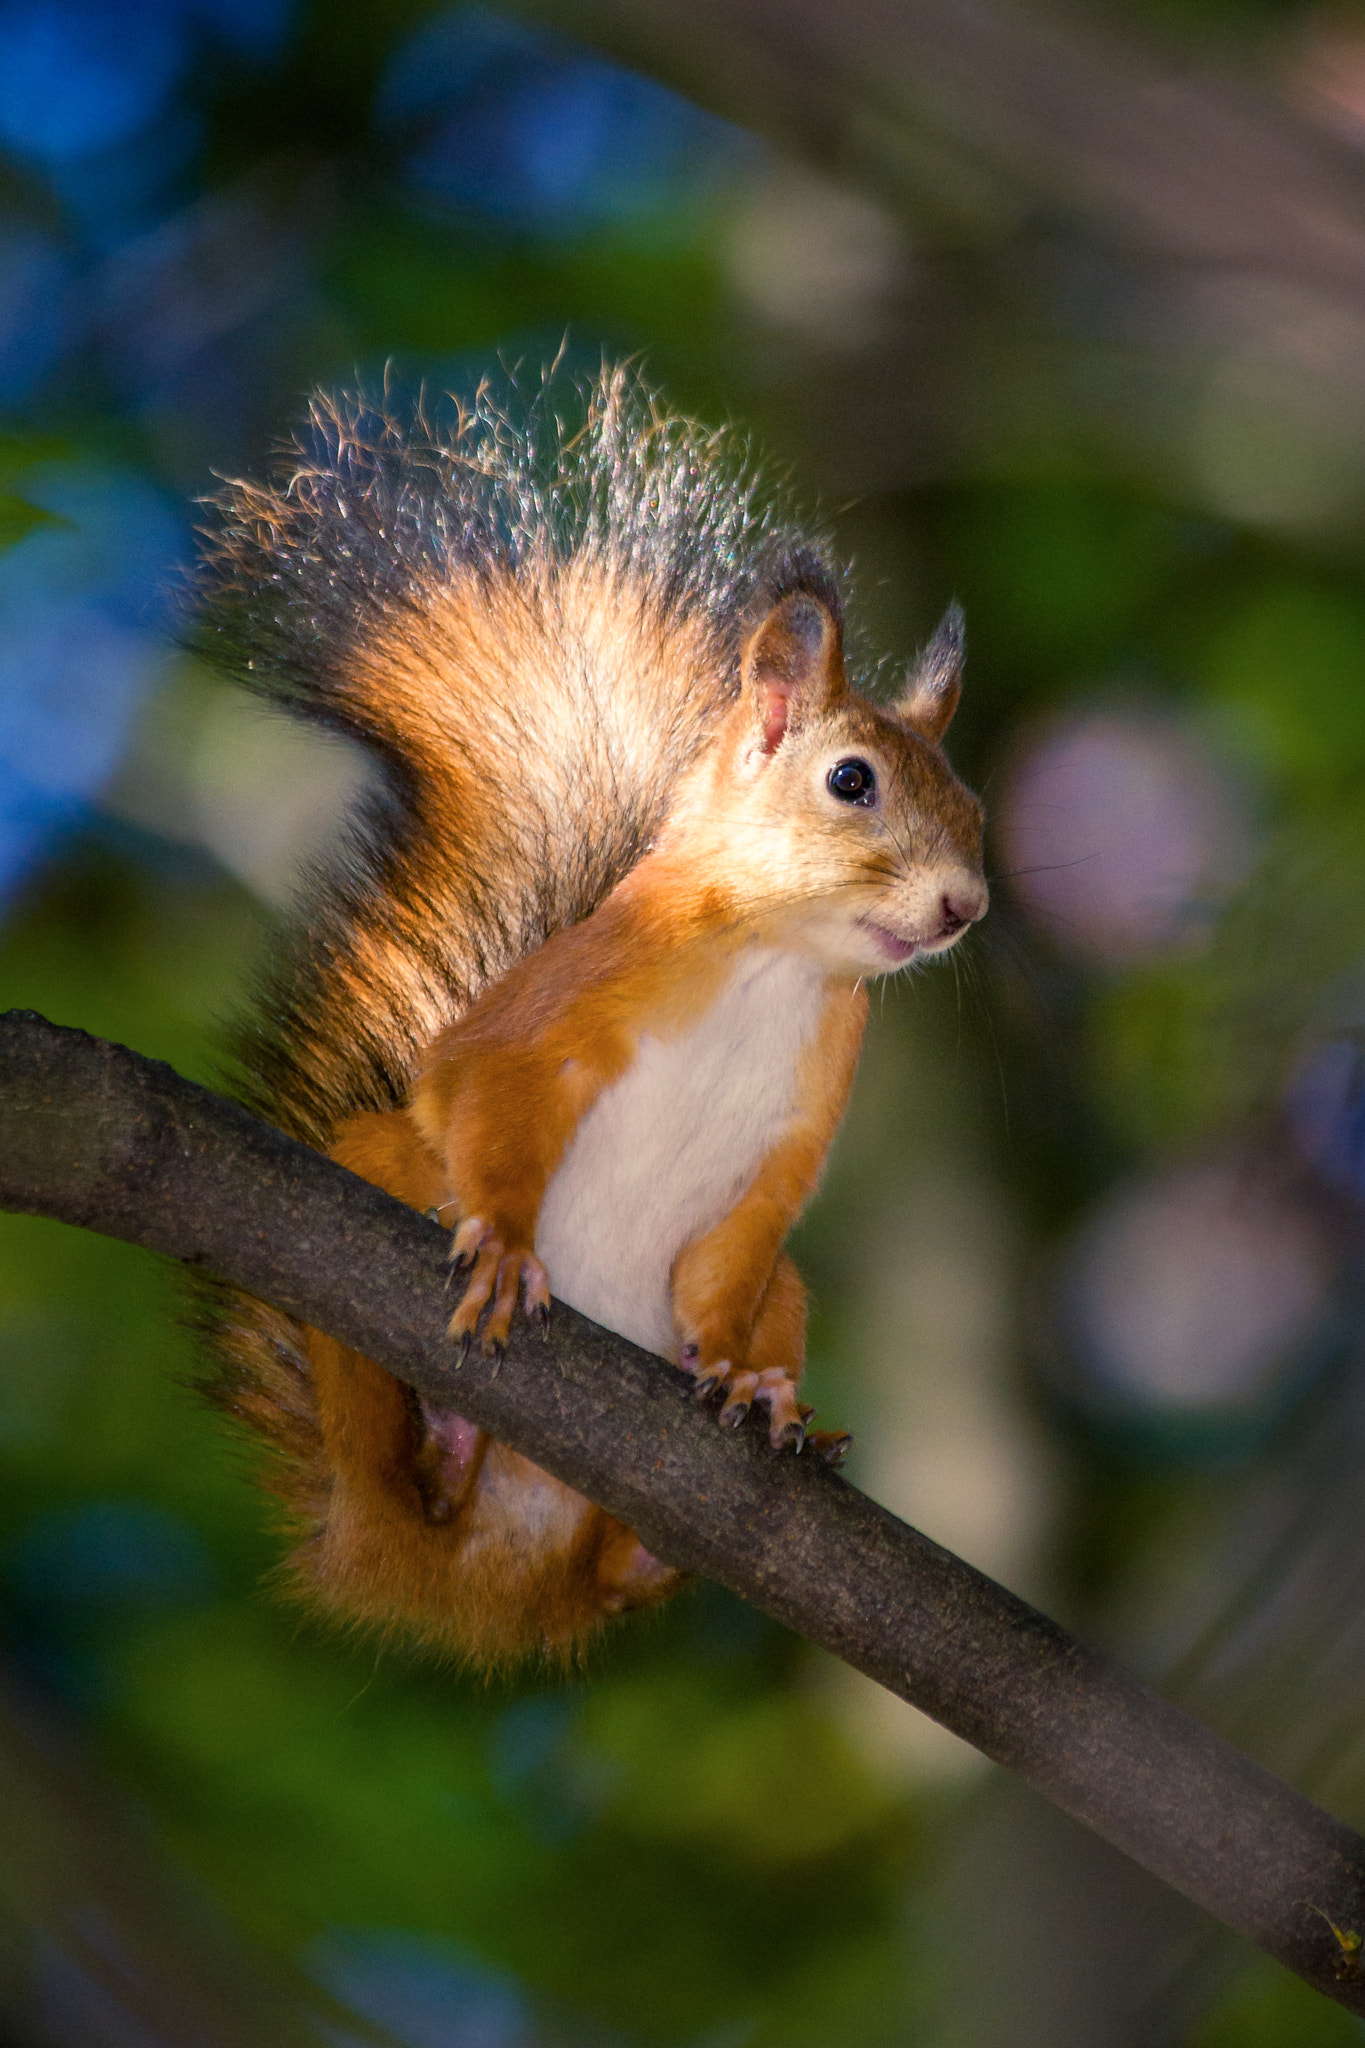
[978,978,1012,1145]
[874,810,918,878]
[988,854,1102,882]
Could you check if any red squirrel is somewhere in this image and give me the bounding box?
[197,369,986,1669]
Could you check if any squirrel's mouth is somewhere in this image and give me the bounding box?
[859,919,919,963]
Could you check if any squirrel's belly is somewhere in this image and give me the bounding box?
[535,949,826,1358]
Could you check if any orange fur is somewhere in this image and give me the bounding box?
[668,985,866,1441]
[198,373,986,1670]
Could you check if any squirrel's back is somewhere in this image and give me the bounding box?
[198,366,835,1150]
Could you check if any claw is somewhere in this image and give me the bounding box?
[797,1402,817,1424]
[808,1429,853,1468]
[532,1300,551,1336]
[457,1331,471,1367]
[720,1399,749,1428]
[489,1340,504,1377]
[772,1419,805,1454]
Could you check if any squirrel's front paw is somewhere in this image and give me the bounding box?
[447,1216,551,1357]
[679,1345,807,1452]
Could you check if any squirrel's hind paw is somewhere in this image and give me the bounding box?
[447,1222,550,1353]
[678,1343,742,1406]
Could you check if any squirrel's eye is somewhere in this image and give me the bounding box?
[827,758,877,805]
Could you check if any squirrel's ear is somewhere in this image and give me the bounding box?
[741,592,846,755]
[894,602,964,742]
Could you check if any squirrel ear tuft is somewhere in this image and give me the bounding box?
[895,602,964,741]
[741,592,845,755]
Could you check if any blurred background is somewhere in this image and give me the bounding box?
[6,0,1365,2041]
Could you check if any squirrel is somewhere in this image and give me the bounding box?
[195,366,987,1671]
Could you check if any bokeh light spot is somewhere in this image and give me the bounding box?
[0,0,187,163]
[4,1497,216,1614]
[1058,1159,1337,1426]
[998,705,1254,964]
[310,1929,528,2048]
[379,5,747,236]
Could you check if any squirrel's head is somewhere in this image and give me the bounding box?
[682,582,987,977]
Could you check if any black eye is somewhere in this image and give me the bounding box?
[827,757,877,805]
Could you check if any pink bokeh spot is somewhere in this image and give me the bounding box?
[998,707,1253,965]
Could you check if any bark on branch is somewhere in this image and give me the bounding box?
[3,1007,1365,2014]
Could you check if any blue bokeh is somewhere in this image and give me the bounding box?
[0,231,75,404]
[311,1929,529,2048]
[4,1496,217,1614]
[379,5,749,236]
[485,1692,576,1796]
[0,461,186,904]
[0,0,189,164]
[1287,1037,1365,1202]
[2,1494,216,1705]
[0,0,296,172]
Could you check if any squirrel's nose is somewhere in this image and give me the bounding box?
[938,885,987,938]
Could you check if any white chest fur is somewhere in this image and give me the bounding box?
[535,948,827,1358]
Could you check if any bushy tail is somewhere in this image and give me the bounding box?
[196,367,821,1144]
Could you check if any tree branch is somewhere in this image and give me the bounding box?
[3,1008,1365,2013]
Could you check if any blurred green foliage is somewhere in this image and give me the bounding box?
[0,434,64,551]
[1189,1958,1365,2047]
